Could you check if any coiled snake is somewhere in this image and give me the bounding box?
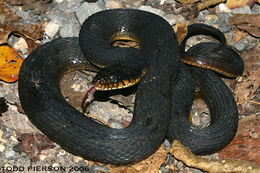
[18,9,243,165]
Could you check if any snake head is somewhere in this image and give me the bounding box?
[92,63,147,91]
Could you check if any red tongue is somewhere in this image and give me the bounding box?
[81,85,96,112]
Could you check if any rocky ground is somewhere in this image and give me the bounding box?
[0,0,259,172]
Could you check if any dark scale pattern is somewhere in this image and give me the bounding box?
[19,9,180,165]
[18,9,243,165]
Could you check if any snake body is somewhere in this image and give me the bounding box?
[18,9,243,164]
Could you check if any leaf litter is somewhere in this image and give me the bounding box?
[0,0,259,172]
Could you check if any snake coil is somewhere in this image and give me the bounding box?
[18,9,243,165]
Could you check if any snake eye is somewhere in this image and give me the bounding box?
[109,75,117,83]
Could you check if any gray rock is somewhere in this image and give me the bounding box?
[233,42,247,51]
[232,6,252,14]
[217,12,232,24]
[5,149,15,159]
[251,3,260,14]
[218,24,231,33]
[59,23,80,37]
[44,21,60,38]
[138,5,180,25]
[76,2,103,25]
[55,0,84,13]
[48,10,81,38]
[217,12,231,32]
[177,161,184,170]
[139,5,165,17]
[197,9,210,21]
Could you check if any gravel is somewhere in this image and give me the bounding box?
[0,0,258,172]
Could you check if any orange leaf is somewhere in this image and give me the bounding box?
[173,22,188,45]
[0,45,24,82]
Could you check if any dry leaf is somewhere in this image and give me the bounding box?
[234,43,260,114]
[197,0,226,11]
[0,0,20,26]
[170,140,260,173]
[4,0,38,5]
[235,29,248,42]
[17,132,56,161]
[0,45,24,82]
[229,14,260,38]
[234,68,260,114]
[177,0,200,4]
[242,44,260,74]
[0,0,44,50]
[173,22,188,44]
[108,145,167,173]
[218,114,260,166]
[226,0,257,9]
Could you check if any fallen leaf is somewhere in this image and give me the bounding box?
[173,22,188,44]
[234,29,248,42]
[176,0,225,19]
[0,0,20,26]
[234,44,260,114]
[0,97,8,116]
[229,14,260,38]
[218,114,260,166]
[4,0,37,5]
[108,145,167,173]
[0,0,44,51]
[177,0,200,4]
[0,45,24,82]
[17,132,56,161]
[170,140,260,172]
[234,68,260,114]
[225,0,256,9]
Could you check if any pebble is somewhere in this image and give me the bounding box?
[54,0,83,13]
[75,2,103,25]
[55,0,64,3]
[217,12,232,33]
[204,14,219,25]
[138,5,178,25]
[107,118,124,129]
[139,5,165,17]
[13,37,28,53]
[217,12,231,24]
[5,149,15,159]
[176,161,184,170]
[217,3,231,13]
[44,21,60,38]
[59,23,79,37]
[0,143,5,152]
[74,156,84,162]
[218,24,231,33]
[48,8,80,37]
[10,136,18,143]
[39,153,48,160]
[232,6,252,14]
[105,0,123,9]
[58,149,66,156]
[52,163,60,168]
[251,3,260,14]
[233,42,247,51]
